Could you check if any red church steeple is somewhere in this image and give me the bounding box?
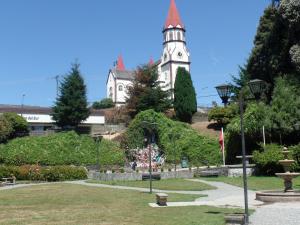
[164,0,184,29]
[116,55,125,71]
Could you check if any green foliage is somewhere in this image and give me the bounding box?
[2,112,28,138]
[269,77,300,136]
[52,63,90,129]
[123,110,221,166]
[0,116,13,143]
[208,104,237,126]
[247,6,291,88]
[290,144,300,171]
[174,67,197,123]
[225,103,271,163]
[0,165,87,181]
[252,144,284,175]
[92,98,115,109]
[126,64,172,118]
[0,131,124,167]
[98,139,125,167]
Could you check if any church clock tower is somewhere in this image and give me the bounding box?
[158,0,191,91]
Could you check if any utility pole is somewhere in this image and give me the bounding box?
[21,94,25,117]
[50,75,60,97]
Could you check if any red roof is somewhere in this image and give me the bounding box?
[164,0,184,29]
[149,57,154,65]
[116,55,125,71]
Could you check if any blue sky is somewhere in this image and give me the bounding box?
[0,0,270,107]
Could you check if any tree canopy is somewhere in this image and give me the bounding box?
[126,64,172,118]
[52,63,90,129]
[174,67,197,123]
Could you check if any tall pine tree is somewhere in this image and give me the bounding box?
[174,67,197,123]
[52,63,90,129]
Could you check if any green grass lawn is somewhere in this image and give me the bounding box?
[87,178,216,191]
[201,176,300,191]
[0,184,242,225]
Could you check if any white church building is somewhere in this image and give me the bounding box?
[106,0,191,106]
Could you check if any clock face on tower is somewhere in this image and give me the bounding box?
[177,51,183,58]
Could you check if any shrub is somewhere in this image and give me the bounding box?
[0,131,125,166]
[92,98,115,109]
[252,144,284,175]
[0,116,13,143]
[208,104,237,126]
[2,113,28,138]
[0,165,87,181]
[290,144,300,172]
[122,110,221,167]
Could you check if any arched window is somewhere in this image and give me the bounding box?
[169,32,173,41]
[177,31,181,40]
[118,85,123,91]
[109,87,113,98]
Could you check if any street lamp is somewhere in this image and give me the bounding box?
[141,121,157,194]
[215,84,232,106]
[215,79,266,224]
[92,133,103,171]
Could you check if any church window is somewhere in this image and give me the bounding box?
[164,53,167,61]
[164,33,167,42]
[109,87,113,98]
[165,73,168,81]
[177,31,181,40]
[118,85,123,91]
[169,32,173,41]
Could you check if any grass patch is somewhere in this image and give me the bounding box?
[0,184,242,225]
[201,176,300,191]
[87,178,216,191]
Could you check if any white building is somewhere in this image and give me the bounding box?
[106,0,191,106]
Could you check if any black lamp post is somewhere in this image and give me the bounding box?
[92,133,103,171]
[215,79,265,224]
[141,121,157,194]
[215,84,232,106]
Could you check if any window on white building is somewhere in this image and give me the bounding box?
[118,85,123,91]
[169,32,173,41]
[165,73,168,81]
[177,31,181,40]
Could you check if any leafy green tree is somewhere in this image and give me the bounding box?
[269,77,300,142]
[126,64,172,118]
[92,98,115,109]
[174,67,197,123]
[2,113,28,138]
[208,104,237,126]
[52,63,90,129]
[0,115,13,143]
[247,6,291,88]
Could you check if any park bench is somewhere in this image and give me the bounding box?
[156,193,168,206]
[198,170,219,177]
[2,176,16,185]
[142,173,161,181]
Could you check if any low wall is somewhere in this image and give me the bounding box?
[89,170,194,181]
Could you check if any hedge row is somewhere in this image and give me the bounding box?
[0,165,87,181]
[0,131,125,166]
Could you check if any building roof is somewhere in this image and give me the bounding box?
[0,104,104,116]
[116,55,126,71]
[164,0,184,29]
[112,68,135,80]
